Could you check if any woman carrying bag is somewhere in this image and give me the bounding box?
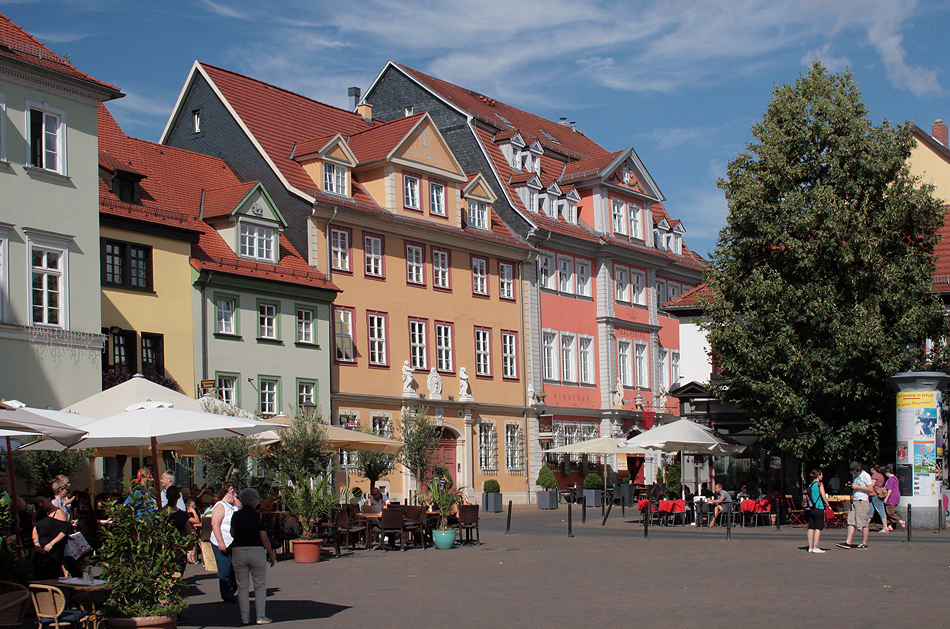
[805,469,831,553]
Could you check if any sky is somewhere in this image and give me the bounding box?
[4,0,950,258]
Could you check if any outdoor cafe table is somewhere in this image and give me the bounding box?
[32,578,111,629]
[826,495,851,528]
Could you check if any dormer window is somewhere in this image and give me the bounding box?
[512,147,522,171]
[468,201,488,230]
[404,106,414,117]
[562,201,577,225]
[192,110,201,133]
[522,153,533,172]
[240,221,277,262]
[113,176,136,203]
[528,189,537,214]
[324,162,346,196]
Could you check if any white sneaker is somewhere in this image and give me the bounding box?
[812,548,826,553]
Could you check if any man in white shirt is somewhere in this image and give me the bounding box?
[160,470,187,511]
[837,461,874,549]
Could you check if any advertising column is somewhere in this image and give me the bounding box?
[890,372,950,528]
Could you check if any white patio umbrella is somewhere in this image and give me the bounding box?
[545,437,650,492]
[624,418,746,498]
[21,401,284,502]
[63,373,203,417]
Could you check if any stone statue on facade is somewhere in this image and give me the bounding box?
[459,367,472,401]
[614,377,624,409]
[427,367,442,400]
[402,360,414,396]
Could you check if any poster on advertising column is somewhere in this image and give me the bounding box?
[897,391,943,498]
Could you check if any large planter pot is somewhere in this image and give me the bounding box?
[482,492,503,513]
[291,538,323,563]
[536,490,558,509]
[583,489,603,508]
[107,617,177,629]
[616,484,633,506]
[432,529,456,550]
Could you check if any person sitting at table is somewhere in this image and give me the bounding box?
[369,487,390,507]
[700,482,713,499]
[186,498,202,564]
[708,482,733,526]
[32,486,79,579]
[737,485,751,501]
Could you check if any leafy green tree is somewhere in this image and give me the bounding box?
[277,407,331,485]
[354,426,396,491]
[15,438,90,489]
[702,61,946,462]
[397,406,440,484]
[193,397,256,486]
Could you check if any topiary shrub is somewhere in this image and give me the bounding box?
[483,479,501,494]
[584,473,603,489]
[536,465,558,490]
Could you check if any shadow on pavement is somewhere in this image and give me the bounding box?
[181,600,351,626]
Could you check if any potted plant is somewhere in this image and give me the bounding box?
[98,471,192,628]
[481,479,502,513]
[429,474,464,550]
[283,474,333,563]
[583,473,603,508]
[615,473,634,506]
[535,465,559,509]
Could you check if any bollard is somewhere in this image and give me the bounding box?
[621,494,626,518]
[601,496,605,519]
[725,502,732,541]
[644,502,650,539]
[568,501,574,538]
[601,501,613,526]
[506,500,512,535]
[776,498,781,531]
[907,504,912,543]
[939,498,944,532]
[582,496,587,524]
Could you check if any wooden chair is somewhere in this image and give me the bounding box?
[457,504,480,545]
[783,495,806,526]
[402,505,427,549]
[28,584,86,629]
[0,582,30,629]
[335,508,368,551]
[379,507,406,551]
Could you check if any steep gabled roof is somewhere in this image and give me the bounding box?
[0,12,120,97]
[662,283,714,310]
[99,105,337,292]
[347,112,426,164]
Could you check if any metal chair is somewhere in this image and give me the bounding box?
[379,507,407,551]
[402,505,428,549]
[28,584,86,629]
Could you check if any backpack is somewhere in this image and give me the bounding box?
[802,487,812,510]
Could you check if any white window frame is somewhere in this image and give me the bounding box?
[479,421,498,473]
[364,235,383,277]
[404,174,420,209]
[216,297,235,334]
[557,256,574,294]
[563,202,577,225]
[331,229,349,271]
[192,109,201,133]
[372,415,394,439]
[578,336,594,385]
[239,221,277,262]
[658,348,669,391]
[258,303,277,340]
[575,260,591,297]
[436,323,453,372]
[25,101,66,175]
[632,271,646,306]
[542,331,558,381]
[634,342,647,388]
[298,381,315,407]
[499,262,514,300]
[433,249,450,289]
[324,162,346,196]
[0,92,6,163]
[475,328,491,376]
[671,350,680,385]
[502,332,517,379]
[259,378,278,416]
[538,254,555,291]
[612,200,626,235]
[505,423,524,474]
[0,227,8,322]
[296,308,314,344]
[334,308,354,362]
[560,333,576,383]
[656,280,667,309]
[468,201,488,229]
[618,339,633,387]
[26,234,69,328]
[368,313,387,366]
[217,375,236,406]
[615,266,630,303]
[407,244,425,284]
[429,182,445,216]
[628,203,642,239]
[527,189,537,214]
[409,319,427,370]
[472,257,488,295]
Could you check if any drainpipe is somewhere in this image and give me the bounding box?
[198,270,214,382]
[321,204,340,422]
[519,246,535,503]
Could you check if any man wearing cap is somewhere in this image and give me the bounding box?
[836,461,874,549]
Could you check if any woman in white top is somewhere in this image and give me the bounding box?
[210,483,240,603]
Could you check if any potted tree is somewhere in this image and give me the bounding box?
[615,472,634,506]
[583,473,603,508]
[283,473,333,563]
[98,471,192,628]
[429,474,464,550]
[481,479,502,513]
[535,465,559,509]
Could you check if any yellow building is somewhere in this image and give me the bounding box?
[910,120,950,302]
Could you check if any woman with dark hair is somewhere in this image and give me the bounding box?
[869,464,887,529]
[805,469,831,553]
[210,484,240,603]
[230,488,276,625]
[882,465,905,532]
[32,486,77,579]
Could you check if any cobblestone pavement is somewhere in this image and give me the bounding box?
[179,504,949,628]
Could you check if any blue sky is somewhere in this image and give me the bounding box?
[4,0,949,258]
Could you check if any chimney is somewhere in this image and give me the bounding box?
[570,121,577,132]
[357,102,373,123]
[348,86,361,111]
[933,119,948,147]
[559,117,569,127]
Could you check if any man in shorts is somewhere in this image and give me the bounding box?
[836,461,874,549]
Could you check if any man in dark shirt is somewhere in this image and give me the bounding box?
[230,488,277,625]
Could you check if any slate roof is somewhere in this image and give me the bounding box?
[98,105,337,292]
[0,12,120,96]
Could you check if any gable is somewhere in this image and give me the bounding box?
[463,173,498,203]
[394,118,463,177]
[606,161,648,195]
[234,186,286,226]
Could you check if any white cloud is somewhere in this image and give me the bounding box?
[198,0,251,20]
[800,44,850,73]
[637,127,706,151]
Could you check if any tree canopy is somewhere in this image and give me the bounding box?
[701,61,946,462]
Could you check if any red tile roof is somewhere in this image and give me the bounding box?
[347,113,425,164]
[663,283,714,309]
[202,182,258,219]
[393,62,607,161]
[560,151,624,181]
[293,134,337,159]
[98,104,337,292]
[0,12,120,95]
[199,62,374,195]
[913,126,950,292]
